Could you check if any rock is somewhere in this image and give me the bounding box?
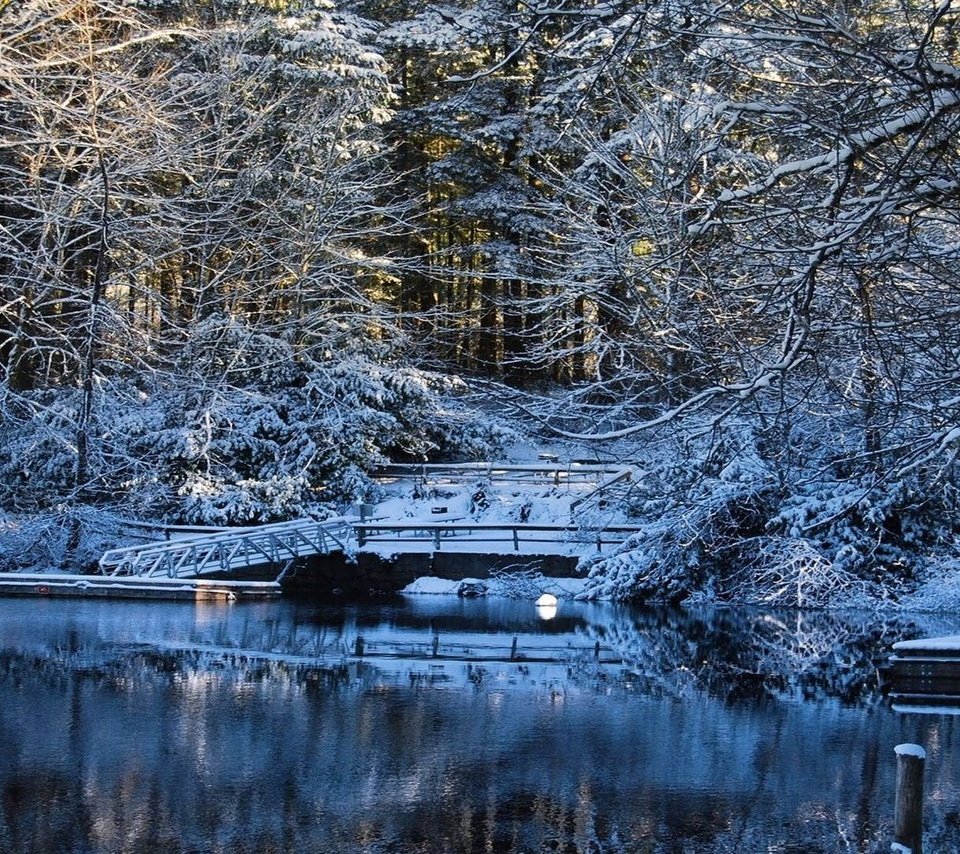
[457,579,488,598]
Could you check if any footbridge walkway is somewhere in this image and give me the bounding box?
[99,462,638,580]
[99,517,354,579]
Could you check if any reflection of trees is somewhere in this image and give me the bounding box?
[2,597,952,706]
[590,606,933,706]
[5,599,960,852]
[2,637,960,853]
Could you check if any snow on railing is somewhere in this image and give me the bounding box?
[372,462,626,487]
[569,467,635,513]
[353,521,642,552]
[99,517,355,579]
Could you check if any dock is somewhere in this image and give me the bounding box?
[887,636,960,713]
[0,573,280,602]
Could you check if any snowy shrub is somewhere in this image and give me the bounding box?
[770,476,908,572]
[0,390,82,510]
[578,404,960,606]
[0,507,133,572]
[179,474,314,527]
[110,317,512,525]
[721,537,881,610]
[0,314,512,534]
[579,533,700,603]
[580,438,778,602]
[901,558,960,613]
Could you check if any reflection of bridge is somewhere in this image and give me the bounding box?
[99,518,354,579]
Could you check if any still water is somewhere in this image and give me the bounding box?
[1,594,959,853]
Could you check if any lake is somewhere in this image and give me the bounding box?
[0,594,958,852]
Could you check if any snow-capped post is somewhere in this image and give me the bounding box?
[894,743,925,853]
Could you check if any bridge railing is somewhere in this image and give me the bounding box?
[372,462,626,487]
[568,467,635,512]
[354,522,642,552]
[99,517,355,579]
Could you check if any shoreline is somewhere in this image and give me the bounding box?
[0,572,280,601]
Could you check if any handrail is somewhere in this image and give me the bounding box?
[100,516,355,561]
[373,462,627,486]
[375,462,622,473]
[99,517,356,577]
[353,521,643,552]
[355,522,643,533]
[569,467,635,512]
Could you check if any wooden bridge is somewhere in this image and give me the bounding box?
[99,517,354,579]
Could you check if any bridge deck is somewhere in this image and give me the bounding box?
[99,518,354,579]
[98,461,641,580]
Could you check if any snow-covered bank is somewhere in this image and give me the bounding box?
[0,572,279,601]
[4,438,960,614]
[401,574,588,599]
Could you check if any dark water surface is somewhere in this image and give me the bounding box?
[1,595,959,853]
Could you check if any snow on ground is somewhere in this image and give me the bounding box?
[363,462,634,556]
[400,575,589,599]
[364,461,629,599]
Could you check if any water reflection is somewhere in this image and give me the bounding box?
[0,596,959,852]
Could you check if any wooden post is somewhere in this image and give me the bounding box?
[894,743,925,853]
[354,636,364,658]
[512,527,519,551]
[433,528,441,550]
[432,635,439,658]
[510,636,518,660]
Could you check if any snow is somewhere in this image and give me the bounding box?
[892,704,960,716]
[400,575,588,600]
[894,743,926,759]
[401,576,463,595]
[363,462,637,561]
[894,636,960,652]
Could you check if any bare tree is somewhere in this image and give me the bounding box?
[0,0,189,514]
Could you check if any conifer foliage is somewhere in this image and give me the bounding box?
[2,0,960,594]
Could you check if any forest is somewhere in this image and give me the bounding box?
[2,0,960,606]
